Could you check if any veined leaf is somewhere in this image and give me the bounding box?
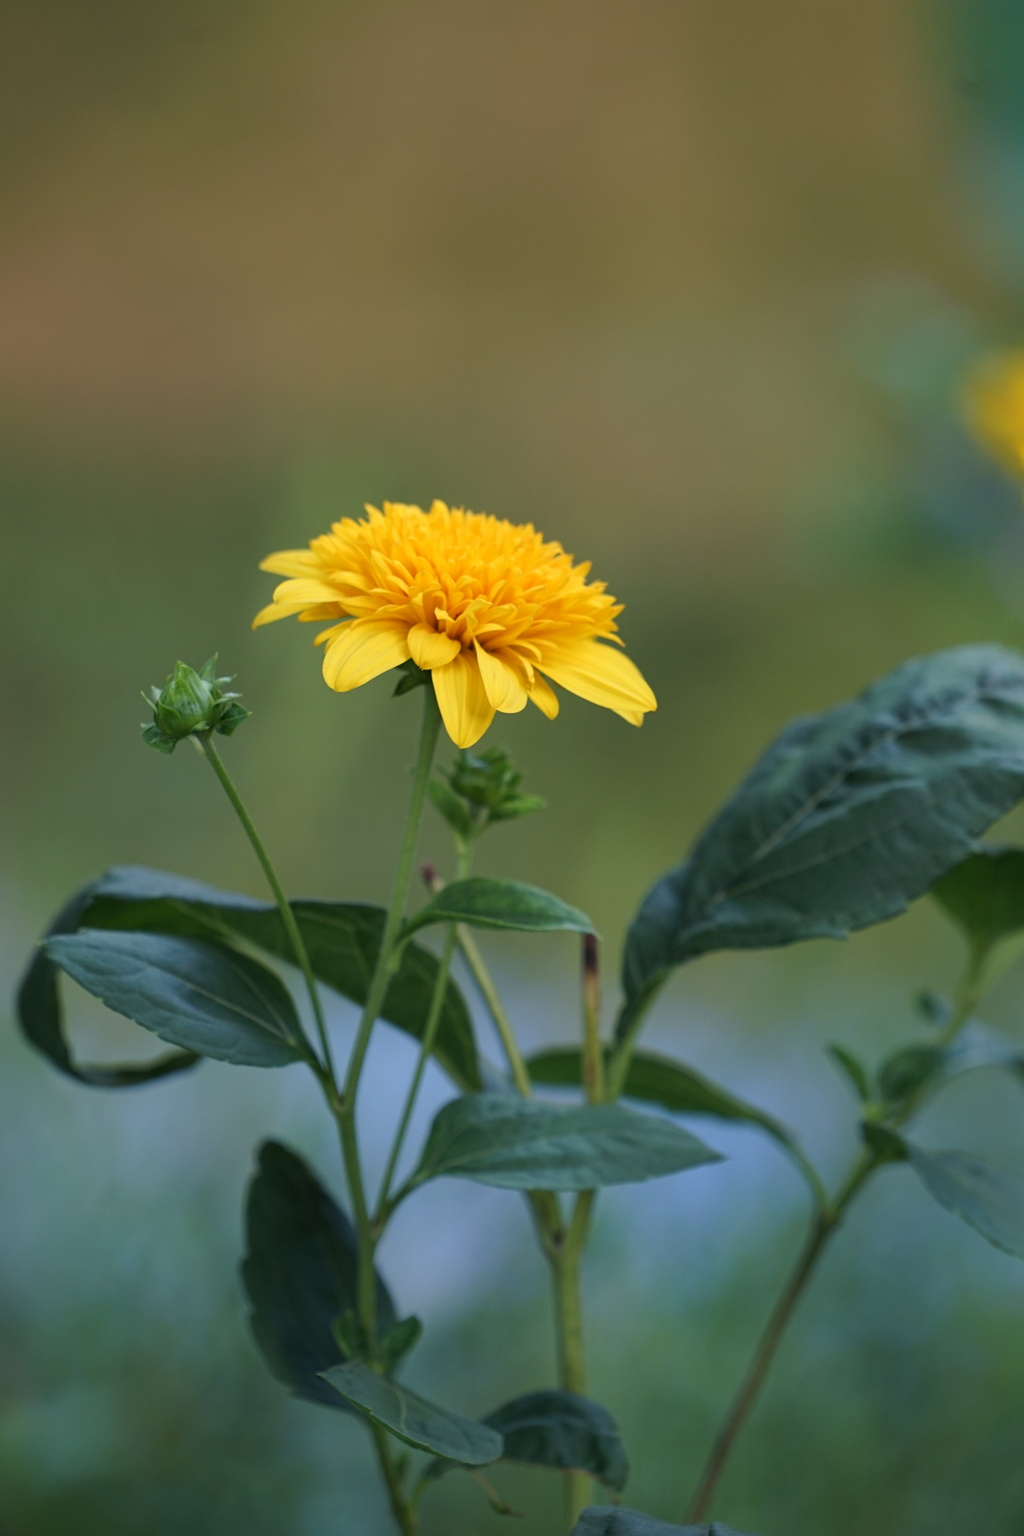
[319,1360,502,1463]
[19,865,480,1090]
[427,1388,629,1490]
[622,646,1024,1033]
[241,1141,397,1412]
[411,1092,720,1192]
[908,1144,1024,1258]
[46,930,302,1067]
[932,844,1024,952]
[403,877,593,939]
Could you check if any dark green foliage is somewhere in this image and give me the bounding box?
[877,1044,945,1105]
[18,865,481,1089]
[622,646,1024,1033]
[528,1046,799,1160]
[318,1360,503,1463]
[427,1388,629,1489]
[403,876,592,938]
[827,1043,874,1103]
[46,930,303,1067]
[241,1141,397,1412]
[411,1092,720,1192]
[907,1145,1024,1259]
[932,845,1024,953]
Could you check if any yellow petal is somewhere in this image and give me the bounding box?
[259,549,324,577]
[528,672,560,719]
[537,640,656,723]
[474,643,529,714]
[321,619,410,691]
[432,652,496,748]
[272,578,343,607]
[408,623,461,670]
[252,601,297,629]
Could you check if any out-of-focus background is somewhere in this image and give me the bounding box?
[7,3,1024,1532]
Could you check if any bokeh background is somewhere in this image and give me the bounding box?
[7,3,1024,1532]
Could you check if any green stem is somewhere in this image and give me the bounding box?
[370,1423,418,1536]
[552,1190,595,1529]
[456,924,534,1097]
[341,689,442,1344]
[197,734,335,1083]
[684,944,990,1523]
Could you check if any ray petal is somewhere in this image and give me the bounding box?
[432,652,496,748]
[537,640,656,723]
[321,619,411,692]
[259,550,324,577]
[408,623,461,669]
[528,672,560,719]
[474,643,529,713]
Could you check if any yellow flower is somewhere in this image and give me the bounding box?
[963,348,1024,477]
[254,501,656,748]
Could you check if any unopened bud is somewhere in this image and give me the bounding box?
[142,656,251,754]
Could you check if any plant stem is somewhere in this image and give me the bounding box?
[456,923,534,1096]
[371,1423,419,1536]
[197,734,335,1083]
[339,689,442,1346]
[685,944,991,1523]
[552,1190,595,1529]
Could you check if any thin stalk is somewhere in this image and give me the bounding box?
[197,734,335,1083]
[375,923,458,1219]
[456,924,534,1097]
[552,1190,595,1530]
[370,1423,418,1536]
[684,944,991,1523]
[581,933,605,1104]
[340,688,442,1345]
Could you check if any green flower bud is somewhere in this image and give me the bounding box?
[430,747,545,839]
[142,656,251,754]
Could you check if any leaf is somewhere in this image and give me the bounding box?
[908,1144,1024,1258]
[377,1316,423,1373]
[622,646,1024,1030]
[826,1043,873,1103]
[46,930,303,1067]
[572,1510,756,1536]
[428,777,474,838]
[411,1092,721,1192]
[932,844,1024,952]
[428,1389,629,1489]
[241,1141,398,1411]
[22,865,481,1090]
[403,877,593,939]
[319,1359,502,1463]
[527,1047,798,1158]
[861,1123,909,1163]
[877,1044,944,1104]
[947,1020,1024,1081]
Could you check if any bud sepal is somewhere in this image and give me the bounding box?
[142,657,251,753]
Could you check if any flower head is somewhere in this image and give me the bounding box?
[254,501,656,748]
[963,348,1024,477]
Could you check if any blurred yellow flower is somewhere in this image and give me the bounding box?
[254,501,656,748]
[963,348,1024,477]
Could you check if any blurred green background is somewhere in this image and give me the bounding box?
[7,2,1024,1532]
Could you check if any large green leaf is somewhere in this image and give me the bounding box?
[241,1141,397,1412]
[573,1511,755,1536]
[46,930,303,1067]
[932,845,1024,952]
[908,1144,1024,1258]
[15,886,199,1087]
[403,877,593,938]
[411,1092,720,1192]
[622,646,1024,1029]
[319,1359,502,1463]
[528,1047,799,1160]
[428,1388,629,1490]
[19,866,480,1090]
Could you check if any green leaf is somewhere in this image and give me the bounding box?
[403,877,593,939]
[377,1315,423,1373]
[622,646,1024,1031]
[932,844,1024,953]
[319,1359,502,1463]
[21,866,481,1091]
[947,1021,1024,1080]
[46,930,303,1067]
[15,885,199,1087]
[572,1510,756,1536]
[908,1144,1024,1258]
[428,1389,628,1489]
[411,1092,720,1192]
[877,1044,944,1104]
[826,1043,874,1103]
[861,1122,909,1163]
[528,1047,797,1157]
[241,1141,397,1412]
[428,777,474,838]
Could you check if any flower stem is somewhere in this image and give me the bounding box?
[456,924,534,1097]
[197,734,335,1083]
[685,945,991,1523]
[340,688,442,1345]
[370,1423,419,1536]
[552,1190,595,1530]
